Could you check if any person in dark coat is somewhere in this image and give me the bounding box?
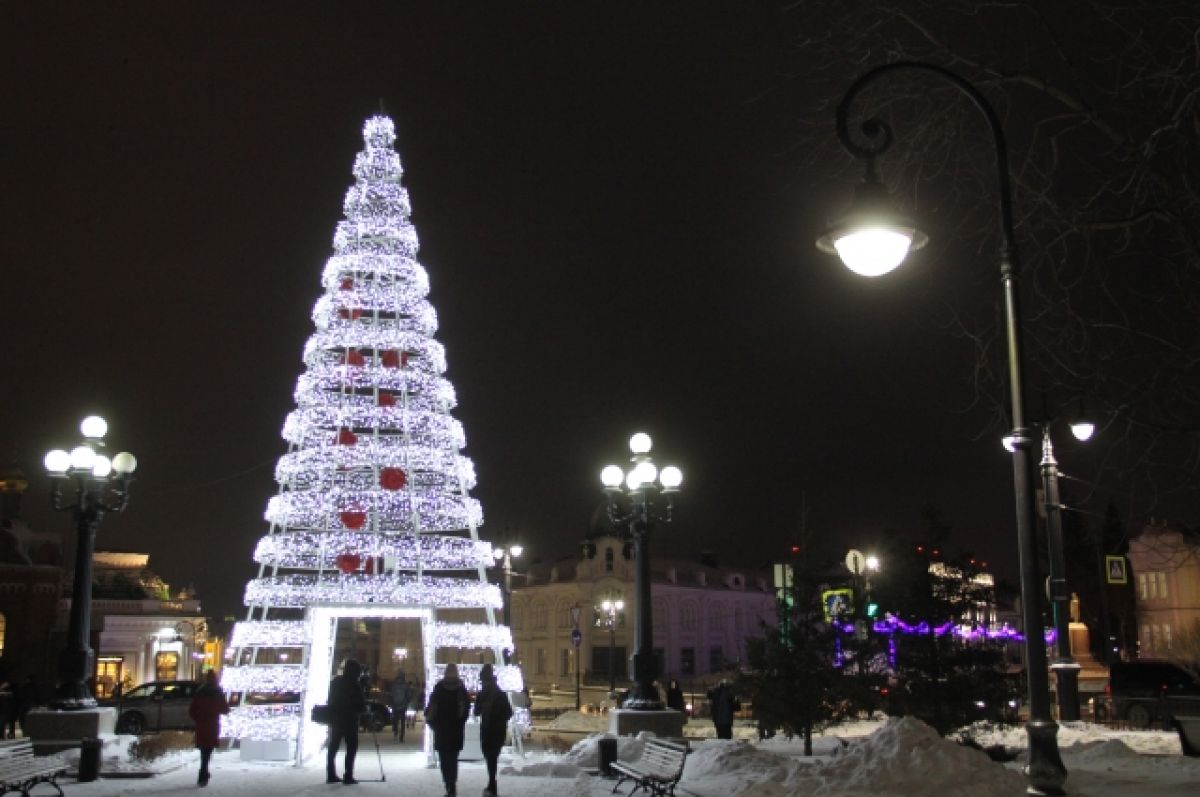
[707,679,740,740]
[326,658,367,785]
[389,674,412,741]
[187,670,230,787]
[426,662,469,797]
[665,679,686,713]
[473,664,513,796]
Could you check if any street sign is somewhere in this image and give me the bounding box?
[571,628,582,648]
[845,549,865,575]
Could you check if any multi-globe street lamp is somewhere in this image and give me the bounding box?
[601,432,681,710]
[816,61,1067,793]
[44,415,137,708]
[597,598,625,693]
[493,543,523,633]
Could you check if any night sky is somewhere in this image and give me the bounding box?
[4,4,1036,620]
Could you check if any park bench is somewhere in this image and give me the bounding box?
[0,739,69,797]
[610,738,689,797]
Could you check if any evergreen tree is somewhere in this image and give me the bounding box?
[740,534,879,755]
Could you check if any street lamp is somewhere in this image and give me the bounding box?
[598,599,625,693]
[493,544,523,634]
[174,620,208,679]
[44,415,137,709]
[1040,416,1095,722]
[601,432,681,710]
[816,62,1067,793]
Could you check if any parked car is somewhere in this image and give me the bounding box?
[1106,660,1200,729]
[107,680,201,735]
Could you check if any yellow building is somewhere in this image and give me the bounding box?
[1126,523,1200,658]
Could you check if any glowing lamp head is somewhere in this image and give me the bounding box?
[1001,435,1017,453]
[510,545,523,558]
[1071,421,1095,442]
[601,600,613,611]
[615,600,625,611]
[629,433,652,454]
[44,449,71,474]
[91,455,112,478]
[632,461,658,486]
[80,415,108,439]
[493,548,504,561]
[601,465,625,488]
[866,554,880,572]
[659,465,682,490]
[111,452,138,475]
[625,471,644,491]
[816,177,928,277]
[70,445,96,471]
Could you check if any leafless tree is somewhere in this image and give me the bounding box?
[779,0,1200,529]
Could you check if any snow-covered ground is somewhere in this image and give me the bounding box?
[58,717,1198,796]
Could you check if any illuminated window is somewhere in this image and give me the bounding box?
[0,612,6,658]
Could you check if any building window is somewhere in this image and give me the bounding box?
[708,604,724,632]
[1164,623,1173,652]
[605,547,614,573]
[709,647,724,673]
[680,648,695,676]
[536,648,546,675]
[560,649,571,676]
[533,602,548,629]
[557,604,574,628]
[1137,573,1147,601]
[155,651,179,681]
[0,612,6,658]
[681,603,698,631]
[1156,572,1168,599]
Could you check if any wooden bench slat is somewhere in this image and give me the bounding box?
[610,738,689,797]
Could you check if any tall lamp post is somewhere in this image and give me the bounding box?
[598,598,624,693]
[44,415,137,709]
[493,544,523,631]
[601,432,682,710]
[1039,414,1095,722]
[173,620,208,679]
[816,62,1067,794]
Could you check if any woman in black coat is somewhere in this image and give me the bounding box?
[426,663,469,796]
[473,664,513,796]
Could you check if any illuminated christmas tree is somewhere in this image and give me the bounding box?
[222,115,519,758]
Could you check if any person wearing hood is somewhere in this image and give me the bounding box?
[473,664,513,796]
[426,662,470,796]
[187,669,230,787]
[326,658,367,784]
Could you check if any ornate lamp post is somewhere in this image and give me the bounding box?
[44,415,137,708]
[493,543,523,632]
[600,432,681,710]
[816,62,1067,793]
[598,598,624,693]
[1039,415,1095,722]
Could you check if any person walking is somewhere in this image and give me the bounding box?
[187,670,230,787]
[473,664,513,796]
[426,663,469,797]
[665,679,685,713]
[707,678,740,740]
[389,674,411,742]
[326,658,367,785]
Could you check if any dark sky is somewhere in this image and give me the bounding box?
[3,3,1028,619]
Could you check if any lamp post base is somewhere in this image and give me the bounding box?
[1050,662,1081,722]
[1024,719,1067,795]
[608,708,684,739]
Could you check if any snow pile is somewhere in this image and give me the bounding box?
[968,721,1183,756]
[545,711,609,733]
[1073,738,1142,763]
[679,717,1025,797]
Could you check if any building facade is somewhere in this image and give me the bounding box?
[509,535,776,693]
[1126,523,1200,659]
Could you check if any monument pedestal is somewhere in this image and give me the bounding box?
[23,707,117,754]
[608,709,685,738]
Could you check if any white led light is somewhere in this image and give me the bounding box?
[44,450,70,474]
[91,455,112,478]
[244,574,503,609]
[629,433,652,454]
[833,228,913,277]
[601,465,624,488]
[659,465,682,489]
[70,445,96,471]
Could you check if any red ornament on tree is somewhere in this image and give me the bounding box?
[379,350,400,369]
[337,428,358,446]
[335,552,362,573]
[379,467,407,490]
[339,511,367,530]
[344,349,365,367]
[340,277,354,290]
[338,307,363,320]
[377,392,396,407]
[401,351,410,368]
